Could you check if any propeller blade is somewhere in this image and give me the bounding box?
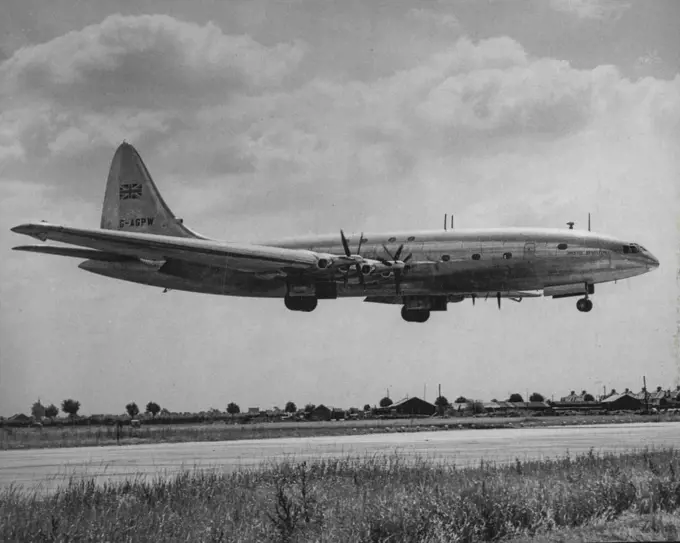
[376,256,393,266]
[355,263,365,286]
[357,232,364,255]
[497,292,501,310]
[403,253,413,263]
[394,244,404,261]
[472,295,476,306]
[382,244,396,261]
[340,230,351,257]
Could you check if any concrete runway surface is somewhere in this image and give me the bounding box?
[1,422,678,493]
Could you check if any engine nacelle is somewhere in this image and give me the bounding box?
[316,257,332,269]
[360,264,375,275]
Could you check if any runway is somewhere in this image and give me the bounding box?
[1,422,678,493]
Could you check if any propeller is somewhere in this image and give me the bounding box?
[497,292,501,310]
[340,230,365,287]
[377,243,413,295]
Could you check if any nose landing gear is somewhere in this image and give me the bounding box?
[576,297,593,313]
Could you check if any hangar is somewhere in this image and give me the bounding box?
[390,397,436,417]
[600,392,642,411]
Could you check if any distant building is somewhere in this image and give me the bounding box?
[390,397,436,417]
[600,392,642,411]
[646,387,672,408]
[308,404,332,421]
[560,391,582,402]
[247,407,260,415]
[672,386,680,402]
[8,413,30,424]
[483,402,502,413]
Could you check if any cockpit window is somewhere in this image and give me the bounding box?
[623,244,641,254]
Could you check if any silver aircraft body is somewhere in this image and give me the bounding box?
[11,143,659,322]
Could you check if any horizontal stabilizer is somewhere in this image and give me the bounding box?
[12,245,137,262]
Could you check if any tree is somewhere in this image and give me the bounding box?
[31,401,45,419]
[61,399,80,418]
[508,393,524,403]
[379,397,393,408]
[304,403,316,413]
[45,404,59,420]
[227,402,240,417]
[435,395,449,415]
[285,401,297,413]
[363,404,371,411]
[145,402,161,418]
[455,396,468,403]
[583,393,595,402]
[125,402,140,418]
[472,401,485,415]
[529,392,545,402]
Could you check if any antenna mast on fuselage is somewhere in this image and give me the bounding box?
[567,213,591,231]
[444,214,454,231]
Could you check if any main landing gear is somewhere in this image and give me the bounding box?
[284,295,318,312]
[401,306,430,323]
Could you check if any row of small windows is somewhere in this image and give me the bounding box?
[386,236,416,242]
[441,252,512,262]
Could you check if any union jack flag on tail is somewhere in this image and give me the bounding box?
[119,183,142,200]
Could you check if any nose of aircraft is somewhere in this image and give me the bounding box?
[646,252,660,269]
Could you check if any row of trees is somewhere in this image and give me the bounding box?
[30,400,164,420]
[31,399,80,420]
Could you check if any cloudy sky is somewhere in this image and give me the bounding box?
[1,0,678,416]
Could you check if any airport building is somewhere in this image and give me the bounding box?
[389,397,436,417]
[600,392,642,411]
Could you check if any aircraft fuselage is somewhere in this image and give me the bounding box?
[79,227,658,303]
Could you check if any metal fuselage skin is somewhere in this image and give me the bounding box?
[79,227,659,299]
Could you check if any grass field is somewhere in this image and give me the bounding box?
[1,413,677,451]
[2,447,679,542]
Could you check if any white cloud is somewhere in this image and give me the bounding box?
[408,8,460,30]
[550,0,632,20]
[0,14,306,162]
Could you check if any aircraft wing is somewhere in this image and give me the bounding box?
[10,222,340,274]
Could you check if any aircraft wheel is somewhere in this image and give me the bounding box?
[401,307,430,323]
[285,295,318,312]
[576,298,593,313]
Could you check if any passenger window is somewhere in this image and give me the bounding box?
[472,253,481,260]
[441,255,450,262]
[503,252,512,259]
[557,243,568,250]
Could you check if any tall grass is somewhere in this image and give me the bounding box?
[2,447,680,542]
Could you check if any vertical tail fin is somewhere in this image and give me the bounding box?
[100,142,202,238]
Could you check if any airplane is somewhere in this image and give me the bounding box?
[11,143,659,323]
